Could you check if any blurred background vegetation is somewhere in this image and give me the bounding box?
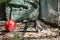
[0,0,7,21]
[0,0,7,3]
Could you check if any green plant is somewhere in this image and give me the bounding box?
[13,32,20,40]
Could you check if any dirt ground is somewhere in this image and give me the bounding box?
[0,20,60,40]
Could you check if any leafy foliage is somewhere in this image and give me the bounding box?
[13,32,20,40]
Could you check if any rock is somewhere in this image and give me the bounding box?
[0,36,3,40]
[38,32,47,37]
[51,32,59,36]
[40,30,59,36]
[24,32,38,38]
[27,28,36,31]
[4,33,14,38]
